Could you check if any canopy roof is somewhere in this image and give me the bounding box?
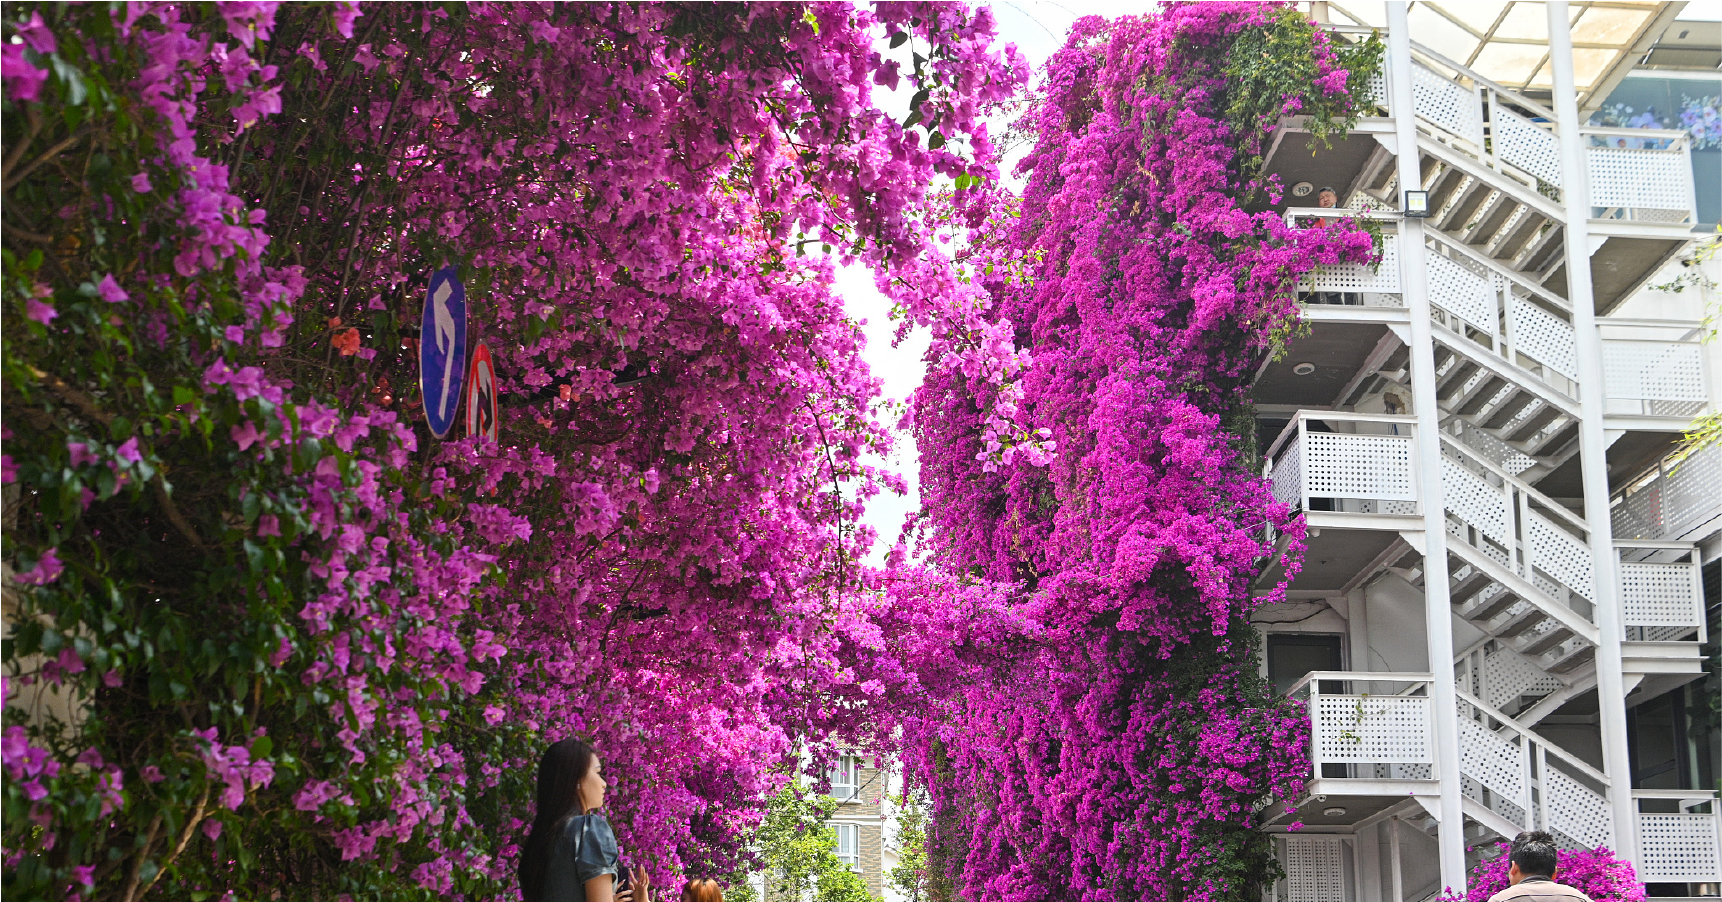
[1317,1,1684,107]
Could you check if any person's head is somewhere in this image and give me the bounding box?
[536,737,606,817]
[683,878,724,902]
[1507,831,1559,884]
[1317,187,1338,208]
[520,738,605,902]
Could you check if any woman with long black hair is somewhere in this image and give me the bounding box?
[518,738,649,902]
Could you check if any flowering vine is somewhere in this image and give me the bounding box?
[1,2,1020,899]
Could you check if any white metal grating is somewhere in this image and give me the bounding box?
[1426,248,1498,334]
[1544,768,1613,850]
[1506,296,1578,381]
[1618,561,1700,628]
[1302,432,1416,501]
[1457,713,1530,810]
[1527,514,1593,600]
[1480,646,1563,710]
[1301,236,1401,295]
[1664,444,1722,535]
[1602,341,1706,403]
[1312,695,1433,763]
[1637,813,1722,881]
[1587,146,1691,214]
[1285,836,1347,902]
[1272,438,1304,508]
[1414,64,1484,150]
[1441,455,1511,546]
[1493,108,1563,187]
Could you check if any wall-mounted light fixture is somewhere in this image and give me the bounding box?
[1404,190,1430,217]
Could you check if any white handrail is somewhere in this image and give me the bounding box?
[1439,434,1590,536]
[1457,686,1610,786]
[1425,233,1574,317]
[1288,670,1432,696]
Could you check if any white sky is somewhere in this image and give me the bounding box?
[842,1,1719,562]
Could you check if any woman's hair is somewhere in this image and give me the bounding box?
[519,738,598,902]
[682,879,724,902]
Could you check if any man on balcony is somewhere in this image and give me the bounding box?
[1487,832,1592,902]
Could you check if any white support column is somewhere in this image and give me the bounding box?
[1547,0,1638,863]
[1389,817,1406,902]
[1386,4,1468,888]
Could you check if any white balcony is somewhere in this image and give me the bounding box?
[1266,412,1420,519]
[1616,543,1707,644]
[1635,790,1722,884]
[1599,320,1712,422]
[1612,443,1722,543]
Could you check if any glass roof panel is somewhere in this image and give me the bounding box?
[1470,41,1547,86]
[1571,46,1617,86]
[1408,3,1482,63]
[1570,6,1652,45]
[1493,2,1550,43]
[1527,60,1554,89]
[1432,1,1508,35]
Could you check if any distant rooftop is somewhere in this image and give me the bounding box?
[1308,1,1694,108]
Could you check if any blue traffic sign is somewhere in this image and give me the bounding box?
[420,266,467,439]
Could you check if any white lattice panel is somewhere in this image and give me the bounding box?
[1494,109,1563,187]
[1364,66,1388,113]
[1480,646,1563,710]
[1458,427,1539,476]
[1587,147,1692,214]
[1303,432,1416,501]
[1603,341,1705,403]
[1414,64,1484,149]
[1272,438,1304,508]
[1458,713,1530,809]
[1638,813,1722,881]
[1285,836,1347,902]
[1528,514,1593,600]
[1611,484,1662,541]
[1619,562,1700,628]
[1665,444,1722,536]
[1507,296,1578,381]
[1426,249,1498,334]
[1544,768,1613,850]
[1302,238,1402,294]
[1312,694,1433,763]
[1441,456,1512,546]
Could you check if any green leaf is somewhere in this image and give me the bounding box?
[889,31,907,49]
[928,131,945,151]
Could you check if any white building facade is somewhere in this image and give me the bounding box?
[1252,3,1722,899]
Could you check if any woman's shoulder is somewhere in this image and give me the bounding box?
[559,813,618,845]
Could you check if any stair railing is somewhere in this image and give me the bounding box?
[1424,232,1579,398]
[1456,687,1616,851]
[1438,435,1597,623]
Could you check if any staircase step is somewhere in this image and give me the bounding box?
[1519,624,1577,656]
[1456,375,1509,416]
[1466,196,1520,247]
[1464,586,1526,623]
[1448,561,1494,604]
[1501,403,1562,443]
[1543,643,1595,674]
[1520,420,1578,459]
[1479,389,1537,430]
[1492,604,1547,639]
[1438,361,1482,401]
[1434,179,1491,231]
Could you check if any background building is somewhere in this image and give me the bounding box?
[1253,2,1722,899]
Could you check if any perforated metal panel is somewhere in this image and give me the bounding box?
[1458,427,1539,477]
[1284,836,1347,902]
[1603,341,1706,403]
[1527,514,1593,600]
[1312,694,1433,763]
[1507,296,1578,381]
[1272,438,1304,508]
[1665,443,1722,536]
[1426,248,1498,334]
[1302,237,1401,294]
[1587,147,1692,214]
[1612,483,1662,541]
[1457,713,1530,810]
[1638,813,1722,881]
[1302,432,1416,501]
[1619,561,1701,628]
[1544,768,1613,850]
[1442,455,1511,546]
[1413,64,1484,149]
[1493,109,1563,187]
[1480,646,1563,710]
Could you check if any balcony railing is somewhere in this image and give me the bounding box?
[1289,672,1435,782]
[1616,542,1707,644]
[1265,412,1419,516]
[1634,790,1722,883]
[1599,320,1711,420]
[1612,443,1722,543]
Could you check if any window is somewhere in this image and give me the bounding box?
[834,823,860,872]
[1265,633,1343,695]
[827,756,859,802]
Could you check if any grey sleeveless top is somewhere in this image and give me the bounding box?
[543,814,620,902]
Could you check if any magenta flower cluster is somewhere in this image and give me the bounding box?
[879,5,1378,901]
[1459,843,1646,902]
